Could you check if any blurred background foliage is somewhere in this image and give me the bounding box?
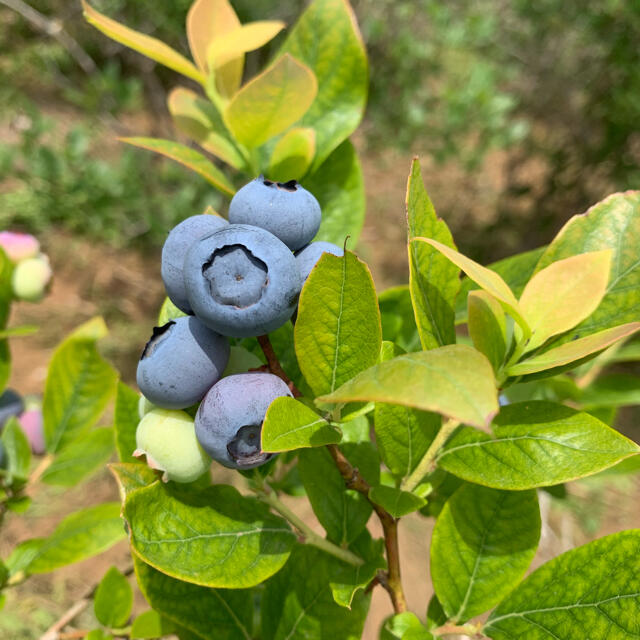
[0,0,638,262]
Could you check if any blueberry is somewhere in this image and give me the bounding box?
[228,177,321,251]
[134,408,211,483]
[195,372,292,469]
[137,316,230,409]
[161,214,229,313]
[0,389,24,432]
[184,224,301,337]
[18,405,45,455]
[295,241,344,282]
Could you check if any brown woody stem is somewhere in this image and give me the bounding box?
[257,334,302,397]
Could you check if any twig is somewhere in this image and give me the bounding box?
[0,0,97,74]
[39,565,133,640]
[432,622,488,639]
[257,334,302,397]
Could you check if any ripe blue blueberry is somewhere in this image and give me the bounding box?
[184,224,301,337]
[161,214,229,313]
[295,241,344,282]
[137,316,230,409]
[228,177,321,251]
[195,372,292,469]
[0,389,24,432]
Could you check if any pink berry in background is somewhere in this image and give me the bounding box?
[19,408,45,455]
[0,232,40,262]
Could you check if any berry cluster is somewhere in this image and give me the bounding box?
[0,232,52,302]
[135,177,343,482]
[0,389,44,468]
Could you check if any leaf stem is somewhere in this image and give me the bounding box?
[432,622,488,638]
[257,334,302,397]
[401,418,460,492]
[258,487,364,567]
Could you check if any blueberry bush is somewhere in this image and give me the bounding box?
[1,1,640,639]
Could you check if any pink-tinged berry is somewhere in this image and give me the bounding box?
[0,232,40,262]
[19,408,45,455]
[12,254,52,302]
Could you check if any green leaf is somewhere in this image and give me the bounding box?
[131,610,177,639]
[262,544,370,640]
[158,296,188,325]
[135,555,253,640]
[41,428,113,486]
[467,291,507,373]
[85,630,113,640]
[1,417,31,481]
[431,484,540,622]
[109,462,158,500]
[303,140,365,246]
[268,127,316,181]
[0,247,14,330]
[415,238,529,332]
[43,317,117,453]
[168,87,244,169]
[224,54,317,148]
[319,345,498,431]
[581,373,640,408]
[261,397,340,452]
[519,251,612,352]
[94,566,133,628]
[82,1,203,84]
[374,404,440,481]
[24,502,126,574]
[508,322,640,376]
[0,340,9,393]
[120,138,235,196]
[484,529,640,640]
[379,286,421,353]
[381,613,433,640]
[438,401,640,489]
[124,482,294,588]
[368,485,426,518]
[298,444,378,546]
[0,325,38,339]
[534,191,640,343]
[278,0,368,170]
[407,158,459,350]
[114,382,140,463]
[426,595,447,630]
[295,250,381,397]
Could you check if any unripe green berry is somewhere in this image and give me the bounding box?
[12,254,52,302]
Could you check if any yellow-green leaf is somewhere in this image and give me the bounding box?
[167,87,244,169]
[224,54,317,148]
[268,127,316,181]
[413,238,528,332]
[519,250,612,352]
[468,291,507,373]
[119,137,235,196]
[318,345,499,431]
[82,1,203,85]
[508,322,640,376]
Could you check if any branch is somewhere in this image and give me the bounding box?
[257,334,302,397]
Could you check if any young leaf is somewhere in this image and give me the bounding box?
[298,444,378,546]
[123,483,295,588]
[438,401,640,489]
[134,555,253,640]
[379,285,421,352]
[41,428,114,486]
[278,0,368,170]
[318,345,498,431]
[414,237,529,332]
[295,251,381,398]
[467,290,507,372]
[381,612,434,640]
[262,544,370,640]
[484,529,640,640]
[261,397,340,452]
[224,54,317,148]
[268,127,316,181]
[186,0,242,96]
[23,503,126,574]
[94,566,133,628]
[109,462,158,500]
[1,418,31,481]
[119,137,235,196]
[406,158,459,350]
[168,87,244,169]
[431,484,540,622]
[114,381,140,463]
[368,485,426,518]
[374,403,439,481]
[43,317,117,453]
[507,322,640,376]
[303,140,365,246]
[82,1,203,84]
[534,191,640,343]
[519,250,612,352]
[130,610,177,639]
